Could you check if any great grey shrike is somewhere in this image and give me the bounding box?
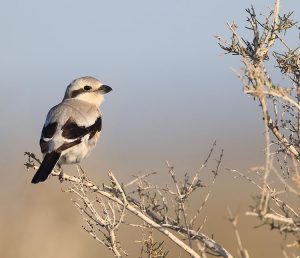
[31,76,112,184]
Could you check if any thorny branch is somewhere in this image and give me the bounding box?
[218,0,300,254]
[24,146,232,258]
[227,208,249,258]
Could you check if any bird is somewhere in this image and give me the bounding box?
[31,76,112,184]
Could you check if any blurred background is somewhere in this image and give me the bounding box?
[0,0,299,257]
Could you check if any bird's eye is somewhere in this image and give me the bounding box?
[84,85,92,91]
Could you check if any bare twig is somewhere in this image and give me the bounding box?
[25,152,232,258]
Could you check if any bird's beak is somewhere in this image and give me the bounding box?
[98,85,112,94]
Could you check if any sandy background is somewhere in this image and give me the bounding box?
[0,1,299,257]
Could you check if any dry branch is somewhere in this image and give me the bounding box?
[24,150,233,258]
[218,0,300,253]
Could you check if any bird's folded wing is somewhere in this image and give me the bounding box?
[40,101,102,154]
[61,116,102,140]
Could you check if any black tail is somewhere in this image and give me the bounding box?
[31,152,61,184]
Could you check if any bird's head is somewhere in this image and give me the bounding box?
[64,76,112,106]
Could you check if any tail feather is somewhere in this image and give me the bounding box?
[31,152,61,184]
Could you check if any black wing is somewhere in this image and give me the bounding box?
[88,116,102,139]
[42,122,57,138]
[39,122,58,154]
[61,116,102,140]
[39,116,102,155]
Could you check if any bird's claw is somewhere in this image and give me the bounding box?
[59,171,64,183]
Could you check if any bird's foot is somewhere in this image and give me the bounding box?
[59,171,64,183]
[57,164,64,183]
[77,165,88,180]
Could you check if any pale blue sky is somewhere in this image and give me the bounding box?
[0,0,298,179]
